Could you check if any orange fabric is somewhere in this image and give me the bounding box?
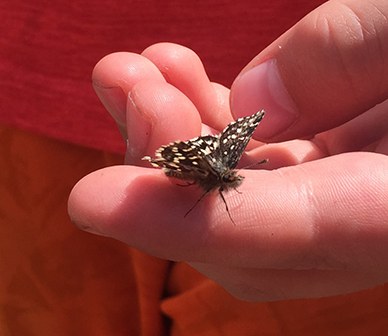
[1,125,388,335]
[0,125,168,335]
[163,263,388,335]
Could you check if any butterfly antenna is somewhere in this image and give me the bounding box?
[241,158,268,170]
[184,190,210,218]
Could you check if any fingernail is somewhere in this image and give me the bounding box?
[231,59,298,139]
[93,83,127,126]
[125,94,152,163]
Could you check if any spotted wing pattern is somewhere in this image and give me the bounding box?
[219,110,265,169]
[145,135,219,181]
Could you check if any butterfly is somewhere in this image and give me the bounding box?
[143,110,266,223]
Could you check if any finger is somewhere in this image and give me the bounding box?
[190,262,387,301]
[315,98,388,155]
[243,138,325,170]
[243,99,388,169]
[231,0,388,141]
[142,43,233,130]
[125,79,202,164]
[68,152,388,270]
[92,52,165,134]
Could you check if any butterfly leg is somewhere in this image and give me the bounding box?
[176,181,196,187]
[233,188,242,194]
[184,189,210,218]
[218,188,236,225]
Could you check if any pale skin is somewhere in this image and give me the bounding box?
[68,0,388,301]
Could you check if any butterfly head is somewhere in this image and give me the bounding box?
[220,169,244,190]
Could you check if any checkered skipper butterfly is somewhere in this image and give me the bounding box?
[143,110,266,223]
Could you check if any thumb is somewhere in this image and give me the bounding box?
[231,0,388,142]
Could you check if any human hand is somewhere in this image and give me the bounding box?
[68,0,388,301]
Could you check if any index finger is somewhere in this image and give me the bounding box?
[68,152,388,271]
[231,0,388,141]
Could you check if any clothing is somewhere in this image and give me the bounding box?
[1,0,321,153]
[3,126,388,335]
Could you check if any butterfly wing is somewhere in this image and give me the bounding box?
[145,135,219,181]
[219,110,265,169]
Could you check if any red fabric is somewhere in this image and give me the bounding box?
[0,0,324,153]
